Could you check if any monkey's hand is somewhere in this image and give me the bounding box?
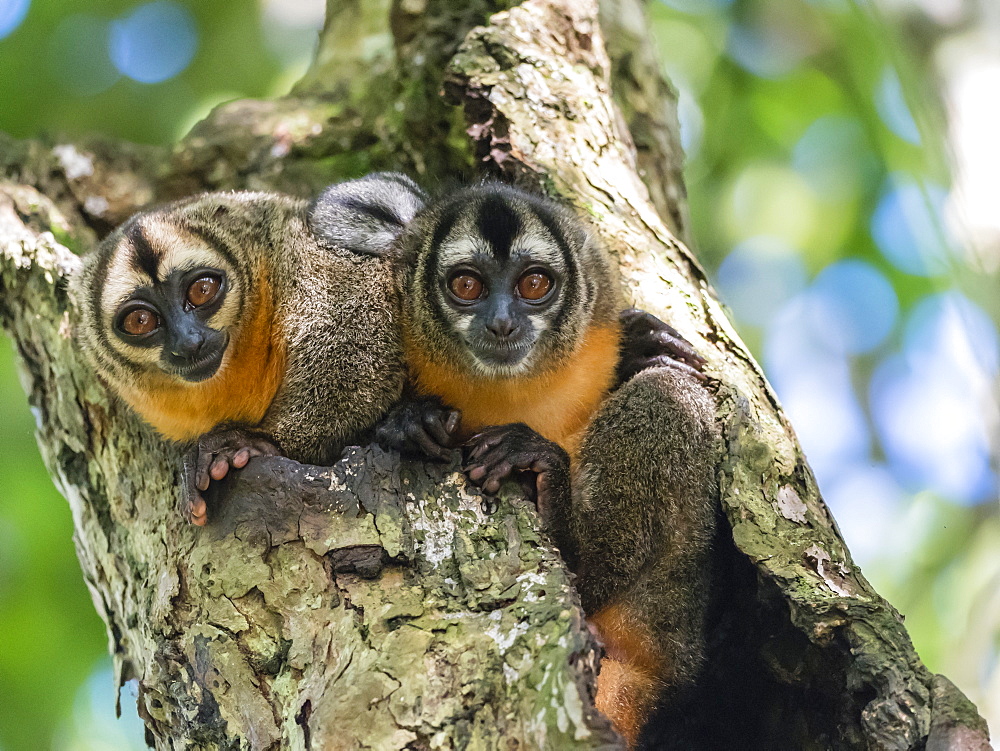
[373,395,461,461]
[616,308,708,387]
[464,423,570,522]
[184,427,282,526]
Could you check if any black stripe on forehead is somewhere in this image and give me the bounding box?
[182,222,246,277]
[126,223,162,281]
[429,199,464,259]
[91,233,131,371]
[91,234,158,374]
[529,204,581,332]
[422,200,465,334]
[477,192,521,262]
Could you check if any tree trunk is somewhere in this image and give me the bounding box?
[0,0,989,749]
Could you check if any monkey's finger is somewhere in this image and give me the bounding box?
[232,448,251,469]
[252,439,282,457]
[465,428,509,459]
[646,355,709,382]
[466,464,487,482]
[210,458,230,482]
[195,450,217,491]
[444,410,461,435]
[622,308,681,338]
[619,308,657,332]
[648,330,706,367]
[474,445,537,473]
[409,427,453,461]
[482,460,516,492]
[189,496,208,526]
[423,412,457,448]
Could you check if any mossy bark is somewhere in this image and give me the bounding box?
[0,0,989,749]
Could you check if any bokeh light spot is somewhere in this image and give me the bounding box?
[259,0,324,68]
[871,177,952,276]
[870,292,998,506]
[807,259,898,355]
[793,116,874,200]
[876,67,921,144]
[726,23,806,78]
[724,163,821,249]
[903,292,999,377]
[47,15,120,97]
[716,236,807,327]
[823,464,904,566]
[763,299,871,489]
[0,0,29,39]
[53,661,147,750]
[109,1,197,84]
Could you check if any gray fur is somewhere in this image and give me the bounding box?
[308,172,427,258]
[73,182,409,465]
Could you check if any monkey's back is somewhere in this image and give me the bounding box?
[257,207,406,466]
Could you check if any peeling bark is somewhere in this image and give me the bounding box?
[0,0,990,749]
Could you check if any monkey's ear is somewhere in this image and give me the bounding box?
[307,172,427,258]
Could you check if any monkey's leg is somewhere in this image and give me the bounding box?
[616,308,708,386]
[573,367,720,743]
[187,426,282,525]
[373,391,461,461]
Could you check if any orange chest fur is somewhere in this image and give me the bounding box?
[406,325,620,459]
[121,290,286,443]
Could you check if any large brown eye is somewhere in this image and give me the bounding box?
[187,275,221,308]
[449,273,485,302]
[517,270,552,301]
[122,308,159,336]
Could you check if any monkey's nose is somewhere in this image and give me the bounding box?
[172,331,207,358]
[487,316,519,340]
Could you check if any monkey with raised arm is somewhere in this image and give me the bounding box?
[72,173,426,524]
[361,181,720,747]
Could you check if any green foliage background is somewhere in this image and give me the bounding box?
[0,0,996,748]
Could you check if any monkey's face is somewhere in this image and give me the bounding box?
[96,215,242,384]
[414,185,591,378]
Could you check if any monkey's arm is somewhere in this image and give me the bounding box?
[372,387,462,461]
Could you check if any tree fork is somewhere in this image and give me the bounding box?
[0,0,990,749]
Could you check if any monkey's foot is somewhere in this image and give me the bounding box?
[464,423,570,517]
[374,395,461,461]
[617,308,708,386]
[185,427,282,526]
